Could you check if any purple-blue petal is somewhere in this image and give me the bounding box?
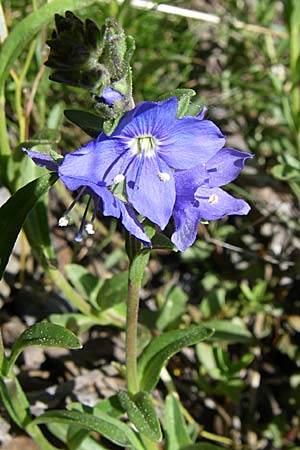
[174,165,208,200]
[126,156,175,229]
[205,148,253,187]
[158,118,226,169]
[114,97,178,138]
[195,187,251,220]
[171,203,201,251]
[58,138,126,186]
[119,203,152,247]
[196,106,207,120]
[100,189,152,246]
[22,149,58,171]
[99,87,123,106]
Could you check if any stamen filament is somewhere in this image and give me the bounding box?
[133,152,145,193]
[61,186,86,218]
[75,196,92,242]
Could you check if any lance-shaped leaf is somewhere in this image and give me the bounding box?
[31,409,144,449]
[163,394,191,450]
[137,326,214,392]
[5,322,81,375]
[203,319,253,343]
[0,173,58,279]
[118,390,162,442]
[180,444,226,450]
[64,110,104,138]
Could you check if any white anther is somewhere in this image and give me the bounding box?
[208,193,219,204]
[58,216,69,227]
[113,174,125,184]
[85,223,95,235]
[158,172,170,182]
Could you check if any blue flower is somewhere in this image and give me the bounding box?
[23,149,151,246]
[58,97,225,229]
[98,87,124,106]
[171,148,252,251]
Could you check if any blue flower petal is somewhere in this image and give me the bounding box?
[195,187,251,220]
[116,97,178,138]
[22,149,58,171]
[174,165,208,200]
[100,189,152,246]
[158,118,226,169]
[196,106,207,120]
[171,203,201,251]
[126,156,175,229]
[58,138,128,186]
[205,148,253,187]
[99,87,123,106]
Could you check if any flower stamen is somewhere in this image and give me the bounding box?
[158,172,170,182]
[114,173,126,184]
[75,196,92,242]
[58,216,69,227]
[85,222,95,235]
[208,193,219,204]
[58,186,86,227]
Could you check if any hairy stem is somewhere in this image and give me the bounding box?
[125,237,150,394]
[126,278,141,393]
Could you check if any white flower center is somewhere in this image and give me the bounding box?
[208,193,219,204]
[130,135,157,157]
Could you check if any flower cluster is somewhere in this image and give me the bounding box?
[25,97,252,251]
[46,13,135,119]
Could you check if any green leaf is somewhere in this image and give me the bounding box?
[129,250,150,286]
[204,319,253,343]
[96,271,128,310]
[64,110,104,138]
[151,232,176,251]
[271,163,300,181]
[31,409,143,449]
[49,313,99,334]
[0,173,58,279]
[64,264,103,305]
[0,0,99,86]
[180,444,225,450]
[103,116,122,136]
[163,394,192,450]
[157,89,196,118]
[0,377,30,427]
[137,326,213,392]
[6,322,81,375]
[143,220,157,240]
[0,330,4,371]
[93,394,125,419]
[118,390,162,442]
[45,422,108,450]
[156,286,188,331]
[13,321,81,350]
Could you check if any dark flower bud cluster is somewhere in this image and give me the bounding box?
[46,12,135,119]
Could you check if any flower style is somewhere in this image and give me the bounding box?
[171,148,252,251]
[58,97,226,230]
[23,149,151,246]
